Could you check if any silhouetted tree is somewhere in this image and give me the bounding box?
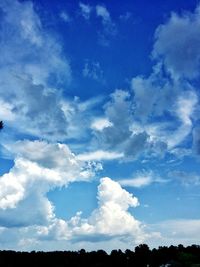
[134,244,151,267]
[0,244,199,267]
[0,121,3,130]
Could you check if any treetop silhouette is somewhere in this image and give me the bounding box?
[0,121,3,130]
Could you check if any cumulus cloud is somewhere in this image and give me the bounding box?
[13,177,149,248]
[92,81,198,159]
[91,3,200,159]
[92,89,164,159]
[66,177,147,244]
[97,90,133,147]
[91,89,156,159]
[153,6,200,80]
[0,140,98,227]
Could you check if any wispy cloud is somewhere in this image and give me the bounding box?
[0,0,71,141]
[91,118,113,131]
[79,2,92,20]
[60,11,71,23]
[78,3,117,46]
[169,170,200,186]
[119,171,168,188]
[77,150,123,161]
[82,60,104,81]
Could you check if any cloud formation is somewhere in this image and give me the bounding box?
[0,176,148,249]
[79,2,92,20]
[169,170,200,186]
[0,140,97,227]
[1,0,200,251]
[53,177,146,244]
[0,0,71,141]
[83,61,104,81]
[91,5,200,160]
[77,150,123,161]
[153,6,200,80]
[119,171,167,188]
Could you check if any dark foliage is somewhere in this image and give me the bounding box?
[0,244,200,267]
[0,121,3,130]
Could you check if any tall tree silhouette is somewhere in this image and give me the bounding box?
[0,121,3,130]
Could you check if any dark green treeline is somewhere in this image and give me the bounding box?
[0,244,200,267]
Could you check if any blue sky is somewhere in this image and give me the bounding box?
[0,0,200,251]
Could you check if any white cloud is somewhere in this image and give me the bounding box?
[119,171,167,188]
[0,99,15,122]
[66,177,147,244]
[6,177,150,250]
[79,2,92,20]
[37,218,70,241]
[119,176,153,188]
[77,150,123,161]
[131,72,199,152]
[60,96,104,141]
[153,6,200,80]
[0,0,71,141]
[83,61,104,81]
[91,118,113,131]
[92,80,199,159]
[96,4,117,46]
[0,140,98,227]
[96,5,111,23]
[0,0,71,85]
[167,91,198,148]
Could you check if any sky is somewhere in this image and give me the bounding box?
[0,0,200,252]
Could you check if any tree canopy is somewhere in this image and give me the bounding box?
[0,244,199,267]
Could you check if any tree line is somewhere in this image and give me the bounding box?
[0,244,199,267]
